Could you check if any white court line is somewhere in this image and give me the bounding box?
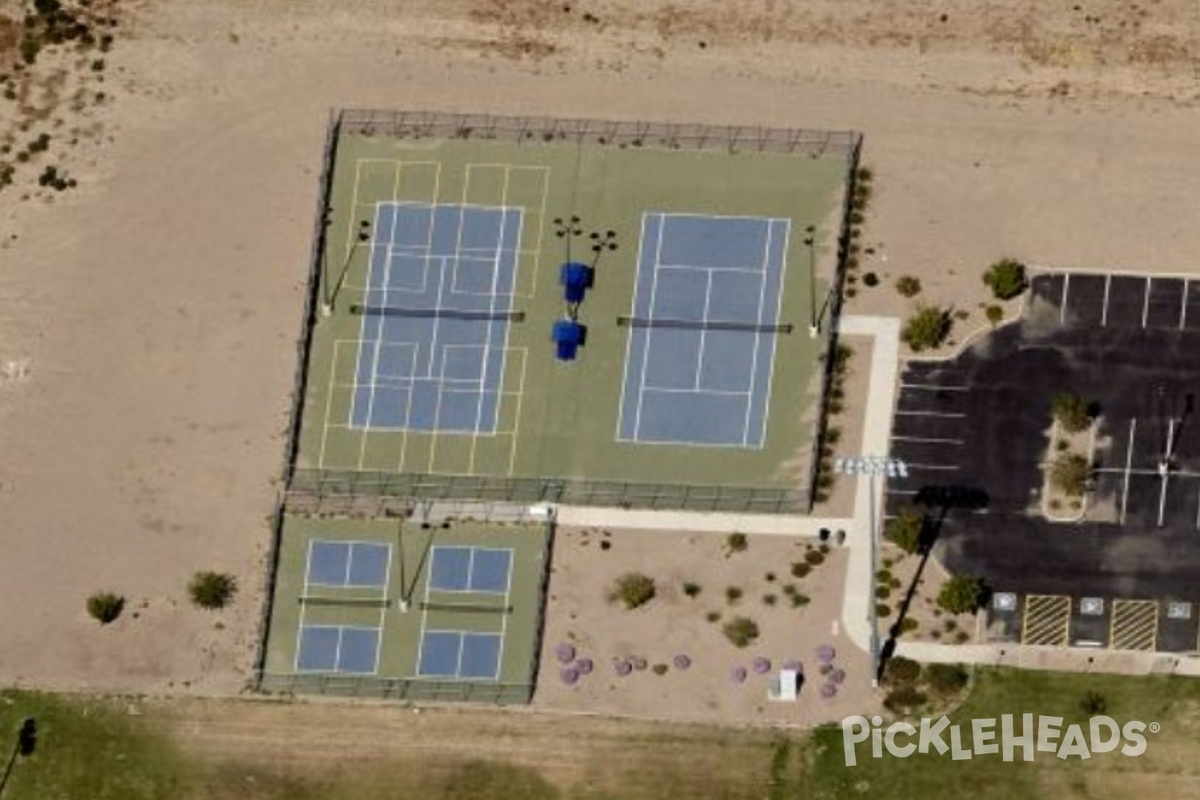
[891,435,965,445]
[643,388,744,398]
[632,213,665,441]
[1182,279,1190,330]
[1143,276,1152,329]
[888,488,921,496]
[656,263,766,275]
[1195,483,1200,529]
[492,543,516,682]
[413,538,435,677]
[693,272,714,391]
[372,541,395,675]
[506,348,529,476]
[470,167,513,475]
[1120,418,1136,525]
[893,410,966,419]
[747,218,789,448]
[659,211,786,223]
[900,383,970,392]
[1061,272,1070,325]
[316,340,343,469]
[356,197,400,470]
[424,180,465,473]
[1101,274,1111,327]
[526,165,551,298]
[615,214,651,442]
[453,631,467,678]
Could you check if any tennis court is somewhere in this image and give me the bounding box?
[260,516,547,702]
[351,202,522,433]
[617,212,790,448]
[290,113,858,512]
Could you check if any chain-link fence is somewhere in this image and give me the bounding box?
[257,673,534,704]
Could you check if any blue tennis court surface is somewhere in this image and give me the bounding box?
[617,213,790,447]
[429,546,512,593]
[307,540,391,588]
[418,630,503,680]
[296,625,381,674]
[351,203,523,433]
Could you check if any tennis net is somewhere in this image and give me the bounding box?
[616,315,793,334]
[298,595,391,609]
[420,601,513,615]
[350,304,525,322]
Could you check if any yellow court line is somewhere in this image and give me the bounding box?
[506,347,529,477]
[317,340,350,470]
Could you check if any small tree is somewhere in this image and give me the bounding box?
[895,276,922,298]
[725,532,748,554]
[1050,453,1090,496]
[902,306,951,352]
[611,573,656,609]
[983,258,1028,300]
[1052,394,1092,433]
[985,305,1004,327]
[883,656,921,686]
[937,576,989,615]
[189,571,237,610]
[723,616,760,648]
[86,592,124,625]
[885,508,924,554]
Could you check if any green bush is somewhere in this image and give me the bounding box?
[875,585,891,600]
[876,602,892,618]
[902,306,951,352]
[723,616,760,648]
[883,656,921,686]
[863,271,879,287]
[705,610,721,623]
[937,575,989,614]
[188,571,237,610]
[885,508,924,554]
[725,532,748,554]
[983,258,1028,300]
[895,275,922,298]
[86,591,124,624]
[725,586,743,604]
[1050,453,1090,496]
[1052,393,1093,433]
[682,581,702,599]
[876,568,893,583]
[884,685,928,714]
[924,663,969,695]
[804,549,825,566]
[790,562,811,579]
[611,573,656,609]
[789,592,811,609]
[899,616,919,634]
[986,304,1004,326]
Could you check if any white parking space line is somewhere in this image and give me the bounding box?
[1158,473,1170,528]
[900,383,970,392]
[1182,279,1190,331]
[1101,274,1111,327]
[1142,276,1152,329]
[904,463,961,472]
[1121,418,1136,525]
[894,410,966,419]
[1195,484,1200,529]
[892,435,965,445]
[1061,272,1070,325]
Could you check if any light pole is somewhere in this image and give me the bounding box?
[833,455,908,688]
[322,219,371,317]
[804,225,817,338]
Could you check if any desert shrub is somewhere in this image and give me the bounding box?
[863,271,879,287]
[986,304,1004,326]
[804,550,825,566]
[652,663,669,676]
[791,562,811,579]
[725,586,743,604]
[924,663,969,695]
[899,616,919,634]
[876,602,892,618]
[895,275,922,297]
[705,611,721,623]
[875,585,891,600]
[885,508,924,554]
[902,306,951,352]
[611,573,656,609]
[726,532,748,554]
[937,575,989,614]
[883,656,921,686]
[876,568,893,583]
[888,577,902,589]
[884,685,928,714]
[86,591,124,624]
[1052,394,1093,433]
[789,592,811,608]
[682,581,702,598]
[983,258,1027,300]
[763,593,777,607]
[723,616,760,648]
[1050,453,1090,496]
[188,571,237,610]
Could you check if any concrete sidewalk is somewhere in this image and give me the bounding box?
[555,505,852,537]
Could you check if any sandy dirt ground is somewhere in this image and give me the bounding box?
[535,527,874,723]
[0,0,1197,698]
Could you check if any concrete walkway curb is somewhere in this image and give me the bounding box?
[555,505,852,537]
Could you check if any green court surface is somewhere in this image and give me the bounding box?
[260,515,549,703]
[290,113,856,513]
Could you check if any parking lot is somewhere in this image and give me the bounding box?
[885,270,1200,632]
